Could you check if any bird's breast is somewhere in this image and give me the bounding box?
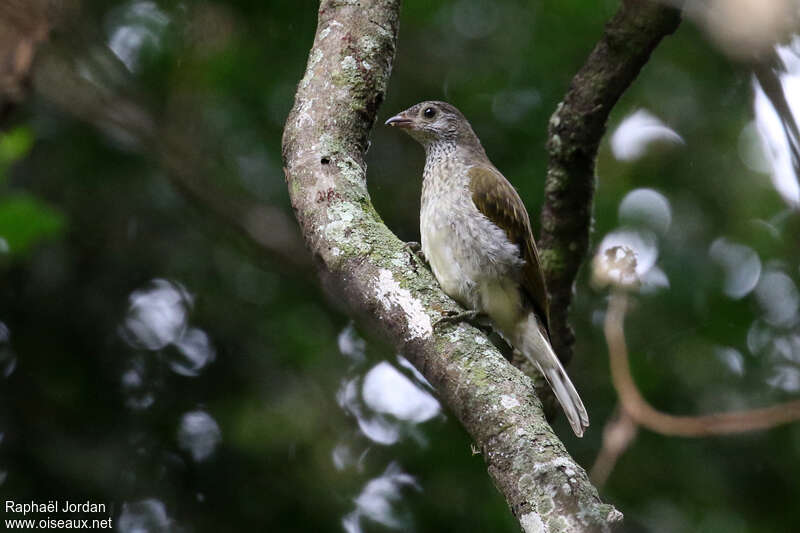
[420,173,524,312]
[420,196,473,306]
[421,203,526,328]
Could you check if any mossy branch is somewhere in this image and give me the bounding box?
[282,1,620,531]
[539,0,682,365]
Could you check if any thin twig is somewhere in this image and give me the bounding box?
[605,291,800,436]
[590,407,638,488]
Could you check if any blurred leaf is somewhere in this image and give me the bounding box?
[0,193,66,257]
[0,127,35,186]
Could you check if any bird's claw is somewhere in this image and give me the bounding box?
[405,241,429,272]
[434,309,489,329]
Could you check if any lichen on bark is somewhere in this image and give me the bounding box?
[282,0,621,531]
[539,0,682,366]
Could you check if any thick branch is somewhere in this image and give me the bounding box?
[0,0,50,122]
[539,0,682,364]
[282,1,619,530]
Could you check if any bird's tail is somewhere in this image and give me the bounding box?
[513,314,589,437]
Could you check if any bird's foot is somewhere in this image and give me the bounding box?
[434,309,490,330]
[405,241,429,272]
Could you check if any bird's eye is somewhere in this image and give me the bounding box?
[423,107,436,119]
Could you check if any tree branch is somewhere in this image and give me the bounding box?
[605,290,800,436]
[588,245,800,483]
[282,1,620,530]
[0,0,50,122]
[589,407,637,488]
[539,0,682,365]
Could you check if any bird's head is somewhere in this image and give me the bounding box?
[385,101,480,150]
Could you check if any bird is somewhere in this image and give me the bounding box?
[385,101,589,437]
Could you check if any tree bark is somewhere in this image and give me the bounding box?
[0,0,50,122]
[282,1,620,531]
[539,0,682,365]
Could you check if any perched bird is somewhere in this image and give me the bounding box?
[385,101,589,437]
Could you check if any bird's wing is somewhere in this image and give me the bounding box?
[468,165,551,335]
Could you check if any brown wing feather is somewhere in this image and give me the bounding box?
[468,165,551,335]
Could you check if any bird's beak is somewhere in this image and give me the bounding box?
[385,112,414,128]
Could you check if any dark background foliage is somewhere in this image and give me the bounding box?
[1,1,799,531]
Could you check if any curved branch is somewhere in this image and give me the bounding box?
[282,1,620,531]
[539,0,682,364]
[589,408,637,488]
[605,291,800,436]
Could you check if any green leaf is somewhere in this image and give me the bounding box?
[0,126,34,162]
[0,194,66,257]
[0,126,35,187]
